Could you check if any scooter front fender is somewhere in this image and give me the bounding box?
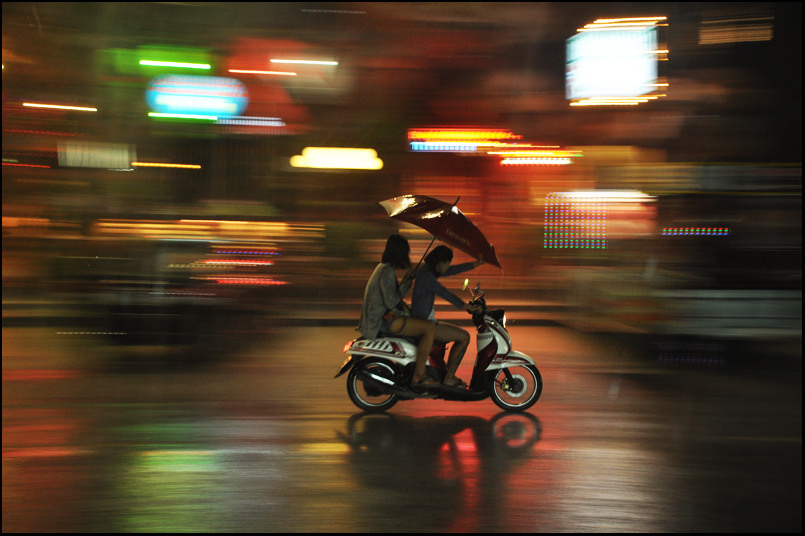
[487,350,537,370]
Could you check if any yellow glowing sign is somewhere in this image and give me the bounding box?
[290,147,383,170]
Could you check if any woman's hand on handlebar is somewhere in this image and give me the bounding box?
[465,302,483,314]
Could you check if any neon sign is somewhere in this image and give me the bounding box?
[290,147,383,170]
[146,75,249,117]
[566,17,668,106]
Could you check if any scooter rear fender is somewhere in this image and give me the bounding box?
[343,337,417,363]
[334,353,356,378]
[336,337,417,378]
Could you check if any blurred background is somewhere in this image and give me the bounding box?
[2,2,801,358]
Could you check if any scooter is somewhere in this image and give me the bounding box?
[335,280,543,412]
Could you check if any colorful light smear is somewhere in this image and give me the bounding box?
[408,142,478,152]
[567,16,668,106]
[270,58,338,66]
[201,259,274,267]
[577,16,667,31]
[408,128,522,142]
[139,60,210,69]
[495,147,581,165]
[146,75,249,117]
[408,127,580,164]
[544,192,608,249]
[290,147,383,170]
[699,16,773,44]
[93,219,324,242]
[661,227,731,236]
[131,162,201,169]
[2,162,51,168]
[147,112,218,121]
[228,69,296,76]
[544,190,656,248]
[136,45,213,72]
[22,102,97,112]
[201,277,287,286]
[58,140,135,169]
[214,116,290,135]
[501,157,572,165]
[210,247,278,256]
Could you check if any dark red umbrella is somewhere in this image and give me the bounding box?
[379,195,502,269]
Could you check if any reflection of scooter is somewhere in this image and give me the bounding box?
[339,411,542,455]
[337,411,542,531]
[336,281,543,412]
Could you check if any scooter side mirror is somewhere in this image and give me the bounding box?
[463,279,484,298]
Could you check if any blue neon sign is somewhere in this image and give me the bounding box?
[146,75,249,117]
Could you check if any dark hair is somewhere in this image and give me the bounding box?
[424,245,453,274]
[381,234,411,269]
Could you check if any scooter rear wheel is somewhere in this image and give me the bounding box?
[490,364,542,412]
[346,358,400,412]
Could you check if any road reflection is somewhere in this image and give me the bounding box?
[337,411,542,532]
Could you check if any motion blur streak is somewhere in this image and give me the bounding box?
[22,103,98,112]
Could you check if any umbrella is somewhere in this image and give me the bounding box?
[379,195,502,269]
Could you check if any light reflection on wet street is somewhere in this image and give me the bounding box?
[3,325,801,532]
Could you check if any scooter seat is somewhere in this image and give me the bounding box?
[377,332,419,344]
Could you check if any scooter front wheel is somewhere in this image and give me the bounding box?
[491,364,542,412]
[346,358,400,412]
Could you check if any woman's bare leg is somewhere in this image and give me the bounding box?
[390,316,437,383]
[435,322,471,383]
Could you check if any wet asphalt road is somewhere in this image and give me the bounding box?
[2,323,801,533]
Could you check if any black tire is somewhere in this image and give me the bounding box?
[490,364,542,412]
[346,358,400,412]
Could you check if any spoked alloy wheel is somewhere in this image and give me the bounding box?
[346,358,400,412]
[491,364,542,412]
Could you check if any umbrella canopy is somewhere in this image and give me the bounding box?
[379,195,501,269]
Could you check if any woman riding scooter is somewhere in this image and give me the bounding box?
[411,245,482,390]
[358,234,439,389]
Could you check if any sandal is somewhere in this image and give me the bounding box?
[410,375,440,390]
[442,377,468,390]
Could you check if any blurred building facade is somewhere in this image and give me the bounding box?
[3,2,801,343]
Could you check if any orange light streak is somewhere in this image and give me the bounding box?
[202,259,275,266]
[4,129,80,137]
[2,162,51,168]
[205,277,288,286]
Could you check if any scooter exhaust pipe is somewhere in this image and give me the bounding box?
[356,367,416,399]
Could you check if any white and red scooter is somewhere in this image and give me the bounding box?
[336,281,542,412]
